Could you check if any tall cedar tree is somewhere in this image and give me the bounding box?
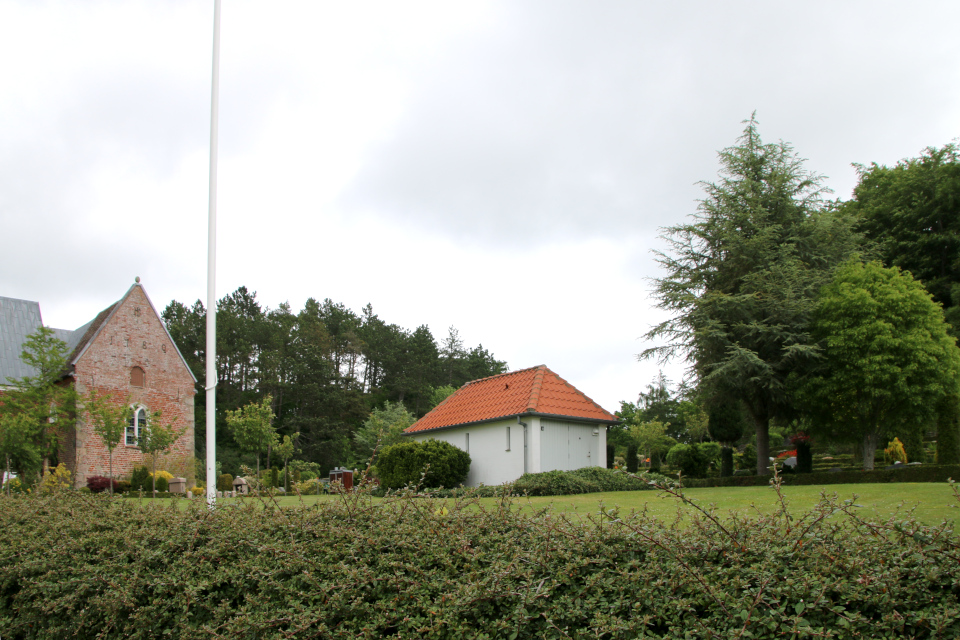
[644,115,860,474]
[795,261,960,470]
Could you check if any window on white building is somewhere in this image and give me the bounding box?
[465,432,470,453]
[506,426,511,451]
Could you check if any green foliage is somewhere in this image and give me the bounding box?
[130,466,151,492]
[707,399,745,445]
[645,116,861,474]
[82,390,132,493]
[848,143,960,334]
[665,443,710,477]
[739,444,757,471]
[353,401,415,464]
[428,385,457,410]
[0,327,76,482]
[697,441,721,465]
[216,474,234,492]
[288,459,322,480]
[796,260,960,470]
[625,444,638,472]
[139,412,184,493]
[376,439,470,490]
[154,475,169,492]
[937,394,960,465]
[3,480,960,638]
[225,395,277,477]
[512,467,667,496]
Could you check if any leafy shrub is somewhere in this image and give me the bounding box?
[509,468,669,496]
[216,474,234,492]
[155,476,168,492]
[115,480,131,493]
[513,470,600,496]
[189,486,204,496]
[885,437,908,464]
[151,470,174,482]
[698,442,721,466]
[739,443,757,471]
[626,444,639,472]
[376,440,470,490]
[130,466,151,491]
[2,478,959,638]
[39,464,71,494]
[293,479,327,495]
[666,444,709,477]
[3,477,25,494]
[86,476,119,493]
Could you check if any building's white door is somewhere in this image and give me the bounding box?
[540,420,596,471]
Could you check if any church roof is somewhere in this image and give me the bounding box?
[404,364,617,434]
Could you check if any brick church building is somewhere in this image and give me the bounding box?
[0,280,196,486]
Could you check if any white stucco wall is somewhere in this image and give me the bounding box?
[409,419,526,487]
[409,416,608,486]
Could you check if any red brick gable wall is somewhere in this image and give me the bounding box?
[69,286,196,487]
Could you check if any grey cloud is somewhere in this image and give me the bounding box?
[341,1,960,247]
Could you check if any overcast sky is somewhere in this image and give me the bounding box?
[2,0,958,412]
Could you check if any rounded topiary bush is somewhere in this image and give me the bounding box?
[377,439,470,490]
[216,474,234,492]
[666,443,709,478]
[154,475,169,492]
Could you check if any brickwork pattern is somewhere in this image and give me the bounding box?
[69,286,195,487]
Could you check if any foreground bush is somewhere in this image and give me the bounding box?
[376,439,470,489]
[1,480,959,639]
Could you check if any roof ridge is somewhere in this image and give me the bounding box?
[524,364,547,413]
[463,364,544,386]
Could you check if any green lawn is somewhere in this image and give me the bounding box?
[185,482,960,527]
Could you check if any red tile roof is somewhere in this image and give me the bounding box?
[405,365,617,434]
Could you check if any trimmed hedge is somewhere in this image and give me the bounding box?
[1,482,959,638]
[683,464,960,488]
[511,467,669,496]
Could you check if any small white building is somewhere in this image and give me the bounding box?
[404,365,617,487]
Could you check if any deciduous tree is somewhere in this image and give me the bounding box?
[83,391,132,494]
[796,260,960,470]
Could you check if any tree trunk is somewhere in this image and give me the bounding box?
[861,431,879,470]
[755,421,770,476]
[5,454,10,496]
[109,452,113,495]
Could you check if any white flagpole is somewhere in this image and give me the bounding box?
[206,0,221,509]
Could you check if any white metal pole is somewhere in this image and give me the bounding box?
[206,0,221,509]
